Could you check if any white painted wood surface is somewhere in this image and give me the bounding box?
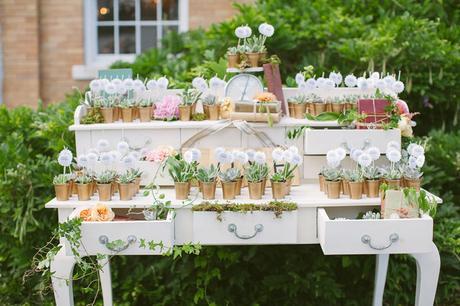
[317,208,433,255]
[193,211,298,245]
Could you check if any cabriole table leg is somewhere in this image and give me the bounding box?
[410,242,440,306]
[372,254,390,306]
[50,249,76,306]
[98,257,113,306]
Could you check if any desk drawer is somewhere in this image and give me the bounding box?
[304,129,400,155]
[193,211,298,245]
[70,209,174,255]
[317,208,432,255]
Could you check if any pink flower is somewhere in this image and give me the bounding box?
[396,99,409,115]
[154,95,180,120]
[145,146,176,163]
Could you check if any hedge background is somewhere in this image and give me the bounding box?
[0,1,459,305]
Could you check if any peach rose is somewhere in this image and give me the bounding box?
[254,92,277,102]
[90,203,115,222]
[79,208,92,221]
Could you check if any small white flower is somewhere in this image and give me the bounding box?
[258,23,274,37]
[214,147,225,158]
[325,79,336,88]
[87,152,98,162]
[416,154,425,168]
[235,26,247,39]
[234,151,249,164]
[389,213,400,219]
[96,139,110,152]
[89,79,102,93]
[350,148,363,162]
[133,79,145,92]
[387,141,400,152]
[328,159,341,169]
[358,153,372,168]
[242,26,252,38]
[104,83,117,95]
[122,155,136,168]
[407,143,424,158]
[283,150,294,163]
[272,148,284,163]
[157,77,169,90]
[392,81,405,94]
[357,77,369,90]
[290,153,302,165]
[100,152,113,165]
[123,78,135,89]
[316,77,326,88]
[408,155,418,169]
[387,149,401,163]
[326,150,339,165]
[117,141,130,155]
[116,83,127,95]
[254,152,266,165]
[209,76,224,91]
[334,147,346,161]
[183,150,194,164]
[306,78,317,89]
[246,149,256,162]
[192,77,207,89]
[111,78,122,86]
[329,72,342,86]
[370,72,380,80]
[190,148,201,162]
[384,75,396,87]
[77,155,88,168]
[59,148,73,158]
[58,154,72,167]
[375,79,386,91]
[344,74,357,87]
[129,151,141,161]
[366,146,381,161]
[216,151,233,164]
[295,73,305,85]
[288,146,299,155]
[109,150,121,161]
[146,79,158,90]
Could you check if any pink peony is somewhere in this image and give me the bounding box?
[145,145,176,163]
[396,99,410,115]
[154,95,180,120]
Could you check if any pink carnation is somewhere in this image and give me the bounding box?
[154,95,180,120]
[145,146,176,163]
[396,99,409,115]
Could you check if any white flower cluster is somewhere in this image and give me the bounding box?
[271,146,303,165]
[406,143,425,169]
[57,148,73,168]
[214,148,268,165]
[295,71,405,95]
[192,76,226,94]
[386,141,402,163]
[327,145,382,169]
[326,147,346,168]
[235,23,274,39]
[183,148,201,164]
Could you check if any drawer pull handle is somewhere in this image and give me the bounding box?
[341,139,371,152]
[99,235,137,252]
[228,223,264,240]
[361,233,399,250]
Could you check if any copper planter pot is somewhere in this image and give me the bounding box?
[314,103,326,115]
[319,174,325,192]
[258,51,267,64]
[203,105,220,120]
[362,180,369,196]
[331,103,342,113]
[179,105,192,121]
[326,102,333,112]
[227,54,239,68]
[349,181,363,199]
[271,181,286,200]
[100,107,113,123]
[248,181,263,200]
[129,182,136,198]
[235,177,243,195]
[111,181,118,196]
[306,102,314,115]
[366,180,380,198]
[342,179,350,195]
[121,108,133,122]
[175,182,190,200]
[385,179,401,189]
[222,181,237,200]
[405,178,422,191]
[118,183,132,201]
[288,102,294,117]
[113,107,121,121]
[135,177,141,193]
[201,181,217,200]
[293,104,306,119]
[326,181,341,199]
[286,178,292,195]
[139,107,152,122]
[132,107,139,120]
[77,183,91,201]
[246,52,260,67]
[261,178,267,195]
[97,183,112,201]
[55,184,69,201]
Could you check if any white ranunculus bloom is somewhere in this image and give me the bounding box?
[384,75,396,87]
[387,149,401,163]
[109,150,121,161]
[306,78,317,88]
[190,148,201,162]
[242,26,252,38]
[192,77,206,89]
[87,152,98,162]
[209,76,223,91]
[104,83,117,95]
[77,155,88,168]
[183,150,194,164]
[157,77,169,90]
[283,150,294,163]
[357,153,372,167]
[408,155,418,169]
[58,153,72,167]
[407,143,424,157]
[344,74,357,87]
[235,26,247,39]
[272,148,284,163]
[122,155,136,168]
[111,78,122,86]
[133,79,145,92]
[370,72,380,80]
[123,78,135,89]
[416,154,425,168]
[214,147,225,157]
[288,145,299,155]
[60,148,73,158]
[366,146,381,161]
[350,148,363,162]
[392,81,404,94]
[89,79,101,93]
[97,139,110,152]
[116,83,127,95]
[328,159,340,169]
[325,79,336,88]
[329,72,342,86]
[290,153,302,165]
[234,151,249,164]
[295,73,305,85]
[216,151,233,164]
[117,141,130,155]
[316,77,326,88]
[357,77,369,90]
[375,79,386,90]
[259,23,274,37]
[146,80,158,90]
[100,152,113,165]
[326,150,339,165]
[246,149,256,162]
[334,147,346,161]
[387,140,400,152]
[254,151,266,165]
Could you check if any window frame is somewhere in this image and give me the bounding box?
[83,0,188,67]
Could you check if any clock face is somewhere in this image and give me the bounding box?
[224,74,264,102]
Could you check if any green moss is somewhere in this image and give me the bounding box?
[81,108,104,124]
[192,201,297,219]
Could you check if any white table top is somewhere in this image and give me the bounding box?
[45,183,442,210]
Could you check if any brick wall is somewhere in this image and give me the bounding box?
[0,0,41,108]
[189,0,253,29]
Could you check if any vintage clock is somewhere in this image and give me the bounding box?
[224,73,264,102]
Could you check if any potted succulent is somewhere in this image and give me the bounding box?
[227,47,239,68]
[270,172,286,200]
[76,174,92,201]
[347,169,364,199]
[244,162,268,200]
[219,168,240,200]
[403,143,425,191]
[138,99,154,122]
[128,168,143,194]
[385,144,402,188]
[256,23,274,63]
[331,97,343,113]
[202,94,220,120]
[96,171,112,201]
[179,88,202,121]
[166,151,198,200]
[196,165,218,200]
[340,169,351,196]
[279,147,302,195]
[119,98,134,122]
[53,174,70,201]
[363,166,382,198]
[288,94,307,119]
[322,168,341,199]
[245,36,262,68]
[117,171,135,201]
[95,96,114,123]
